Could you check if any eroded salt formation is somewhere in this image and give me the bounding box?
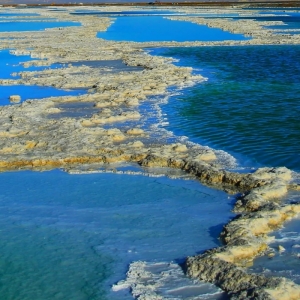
[1,5,300,299]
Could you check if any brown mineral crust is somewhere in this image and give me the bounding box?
[186,254,277,299]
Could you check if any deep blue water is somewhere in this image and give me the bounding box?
[151,45,300,171]
[97,16,248,42]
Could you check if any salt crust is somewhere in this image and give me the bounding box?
[0,5,300,299]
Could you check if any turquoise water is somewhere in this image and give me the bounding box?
[97,16,248,42]
[0,170,233,300]
[0,21,81,32]
[150,45,300,171]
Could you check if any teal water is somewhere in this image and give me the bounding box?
[97,16,248,42]
[150,45,300,171]
[0,170,233,300]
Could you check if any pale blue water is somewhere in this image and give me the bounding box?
[0,170,233,300]
[97,16,248,42]
[150,45,300,171]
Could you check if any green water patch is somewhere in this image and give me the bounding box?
[150,45,300,171]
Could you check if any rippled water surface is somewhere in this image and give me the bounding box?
[151,45,300,171]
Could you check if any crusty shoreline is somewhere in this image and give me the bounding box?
[1,6,300,299]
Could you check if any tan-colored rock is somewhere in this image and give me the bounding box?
[9,95,21,103]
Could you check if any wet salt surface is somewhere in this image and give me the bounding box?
[97,16,248,42]
[0,170,234,299]
[0,50,86,105]
[69,59,144,73]
[0,49,47,79]
[49,101,99,119]
[250,213,300,285]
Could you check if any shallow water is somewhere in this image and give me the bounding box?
[151,45,300,171]
[0,20,81,32]
[250,215,300,285]
[0,50,85,105]
[0,170,233,299]
[97,16,248,42]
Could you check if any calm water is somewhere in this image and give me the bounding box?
[97,16,248,42]
[0,170,233,300]
[0,21,81,32]
[0,50,84,104]
[151,45,300,171]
